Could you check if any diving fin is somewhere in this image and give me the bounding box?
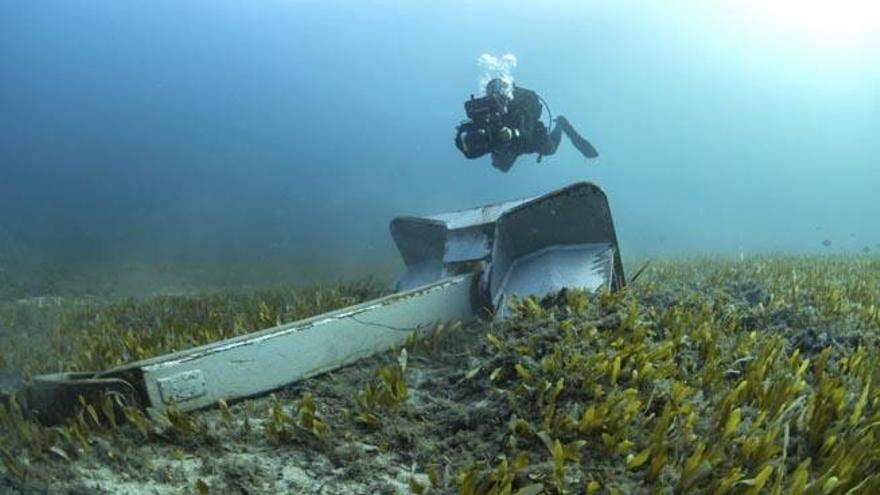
[557,117,599,159]
[568,131,598,159]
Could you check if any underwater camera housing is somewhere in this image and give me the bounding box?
[455,94,511,158]
[465,93,506,123]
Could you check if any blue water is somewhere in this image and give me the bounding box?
[1,1,878,287]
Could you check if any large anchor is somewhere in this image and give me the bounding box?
[2,182,624,424]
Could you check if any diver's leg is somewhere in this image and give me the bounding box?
[555,116,599,158]
[536,121,563,156]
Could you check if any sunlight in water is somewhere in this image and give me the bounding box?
[723,0,880,46]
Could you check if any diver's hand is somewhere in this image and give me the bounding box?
[495,126,519,144]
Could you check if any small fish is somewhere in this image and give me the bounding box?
[822,239,832,247]
[850,233,857,238]
[864,247,871,254]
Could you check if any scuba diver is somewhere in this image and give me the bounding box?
[454,78,599,172]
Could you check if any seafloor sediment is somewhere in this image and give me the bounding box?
[1,256,879,494]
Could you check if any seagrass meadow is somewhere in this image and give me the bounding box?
[1,255,879,494]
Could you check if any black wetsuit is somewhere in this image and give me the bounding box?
[490,85,563,172]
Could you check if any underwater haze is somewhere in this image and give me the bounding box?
[1,0,878,296]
